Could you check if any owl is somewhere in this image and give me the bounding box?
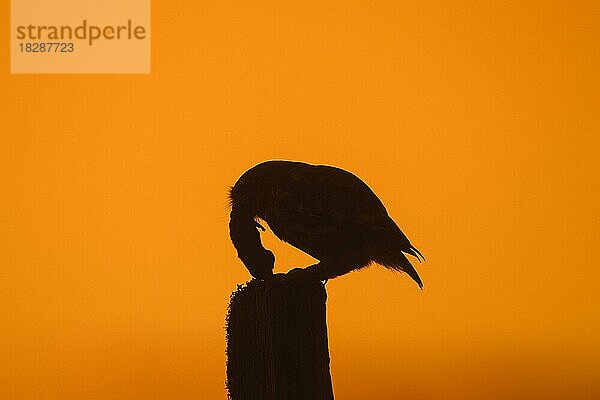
[229,160,424,288]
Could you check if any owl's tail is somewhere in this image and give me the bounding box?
[373,239,424,289]
[369,218,425,288]
[404,245,425,262]
[383,251,424,290]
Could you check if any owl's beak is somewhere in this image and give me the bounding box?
[254,220,266,231]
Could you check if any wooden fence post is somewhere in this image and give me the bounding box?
[226,274,334,400]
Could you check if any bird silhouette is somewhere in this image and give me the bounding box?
[228,160,424,288]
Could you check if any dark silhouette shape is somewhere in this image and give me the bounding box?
[226,275,333,399]
[229,160,424,288]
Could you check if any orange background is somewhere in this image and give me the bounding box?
[1,1,599,399]
[11,0,150,73]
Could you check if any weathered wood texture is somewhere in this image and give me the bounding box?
[226,275,334,400]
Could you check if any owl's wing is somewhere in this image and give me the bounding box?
[266,164,389,258]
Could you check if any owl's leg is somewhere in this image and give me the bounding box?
[286,260,335,285]
[286,258,369,289]
[305,261,331,281]
[285,262,327,291]
[310,257,371,280]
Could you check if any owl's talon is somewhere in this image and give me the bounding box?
[285,266,320,291]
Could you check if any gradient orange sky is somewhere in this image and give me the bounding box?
[1,1,599,399]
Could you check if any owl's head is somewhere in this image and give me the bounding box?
[243,248,275,280]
